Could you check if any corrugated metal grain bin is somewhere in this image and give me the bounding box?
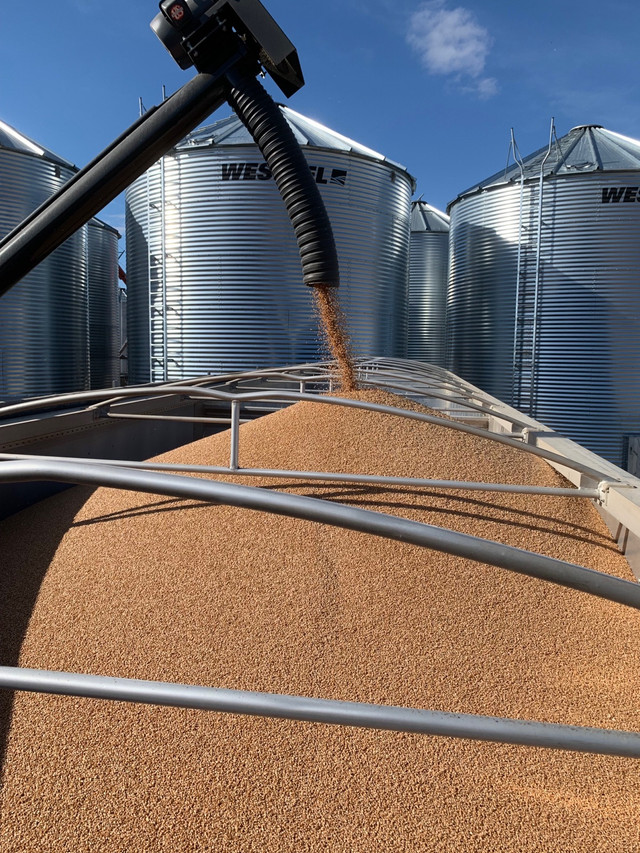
[447,124,640,468]
[118,286,127,383]
[0,120,87,401]
[125,107,414,383]
[87,219,120,389]
[408,201,449,365]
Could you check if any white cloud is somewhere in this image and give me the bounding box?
[461,75,499,100]
[407,1,497,97]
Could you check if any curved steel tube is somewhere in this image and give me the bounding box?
[357,376,531,427]
[0,452,600,498]
[1,459,638,610]
[0,385,614,482]
[1,666,639,758]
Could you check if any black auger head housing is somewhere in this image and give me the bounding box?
[151,0,305,97]
[152,0,340,289]
[0,0,337,295]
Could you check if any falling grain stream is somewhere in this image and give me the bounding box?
[313,285,357,391]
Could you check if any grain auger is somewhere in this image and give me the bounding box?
[0,0,339,298]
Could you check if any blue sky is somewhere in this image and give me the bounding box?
[1,0,640,237]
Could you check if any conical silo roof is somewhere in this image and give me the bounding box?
[452,125,640,204]
[0,118,75,168]
[411,200,449,232]
[179,105,412,178]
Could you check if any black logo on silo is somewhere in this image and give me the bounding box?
[221,163,272,181]
[221,162,347,186]
[308,166,347,185]
[601,186,640,203]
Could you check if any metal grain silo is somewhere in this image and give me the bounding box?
[118,286,128,385]
[126,107,414,383]
[0,120,88,401]
[87,219,120,389]
[447,124,640,468]
[408,201,449,365]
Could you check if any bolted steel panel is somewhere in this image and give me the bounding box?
[0,147,88,402]
[126,114,413,384]
[447,162,640,468]
[447,183,522,406]
[408,202,449,364]
[87,220,120,389]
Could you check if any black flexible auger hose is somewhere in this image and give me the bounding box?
[225,71,339,288]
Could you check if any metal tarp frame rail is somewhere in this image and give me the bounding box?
[2,459,639,609]
[0,380,616,482]
[1,666,639,759]
[0,452,602,499]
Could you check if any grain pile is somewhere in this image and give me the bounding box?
[1,389,640,852]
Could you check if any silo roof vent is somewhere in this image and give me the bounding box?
[453,125,640,204]
[569,124,604,131]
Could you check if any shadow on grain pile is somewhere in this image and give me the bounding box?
[0,487,93,770]
[1,389,640,852]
